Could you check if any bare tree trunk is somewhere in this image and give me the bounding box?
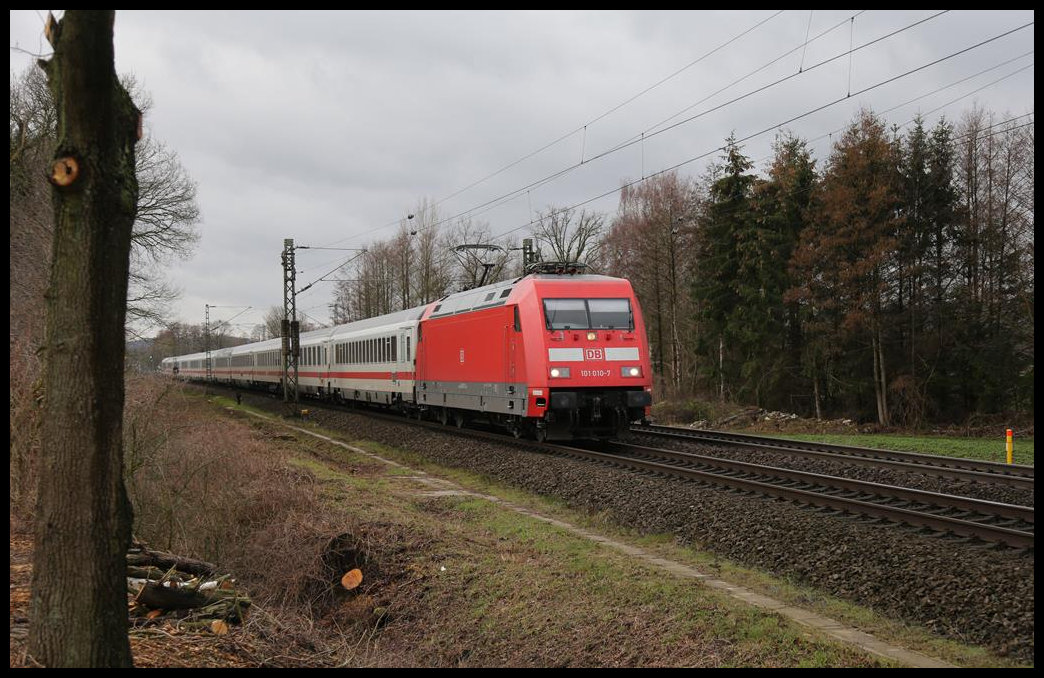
[812,354,823,420]
[719,334,725,403]
[871,325,889,427]
[29,10,139,668]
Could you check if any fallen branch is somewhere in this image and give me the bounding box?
[137,581,213,610]
[127,547,217,577]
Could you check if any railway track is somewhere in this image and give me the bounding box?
[200,384,1034,549]
[630,423,1035,491]
[594,439,1033,550]
[321,402,1034,549]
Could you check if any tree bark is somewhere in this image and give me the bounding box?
[29,10,140,668]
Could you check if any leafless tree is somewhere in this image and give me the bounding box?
[530,205,605,269]
[445,216,509,290]
[10,64,200,337]
[604,172,702,394]
[262,305,315,339]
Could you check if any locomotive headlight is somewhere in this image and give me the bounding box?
[550,367,570,378]
[622,366,642,377]
[586,331,597,341]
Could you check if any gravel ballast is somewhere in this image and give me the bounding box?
[234,394,1035,662]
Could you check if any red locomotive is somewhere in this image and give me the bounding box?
[162,265,652,440]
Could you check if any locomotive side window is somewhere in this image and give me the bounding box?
[543,298,633,330]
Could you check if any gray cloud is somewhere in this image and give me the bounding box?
[10,10,1034,331]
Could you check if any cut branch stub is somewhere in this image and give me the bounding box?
[49,156,79,187]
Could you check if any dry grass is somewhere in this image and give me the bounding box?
[12,376,382,667]
[8,336,43,529]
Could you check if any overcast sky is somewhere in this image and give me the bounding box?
[10,10,1035,335]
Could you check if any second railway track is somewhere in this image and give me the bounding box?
[630,423,1035,490]
[591,439,1034,550]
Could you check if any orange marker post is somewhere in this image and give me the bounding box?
[1006,428,1013,465]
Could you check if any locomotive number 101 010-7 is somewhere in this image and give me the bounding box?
[580,369,613,378]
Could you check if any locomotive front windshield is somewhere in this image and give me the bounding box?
[543,298,632,330]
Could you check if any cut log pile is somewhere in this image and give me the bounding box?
[127,543,251,635]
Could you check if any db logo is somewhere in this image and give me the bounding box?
[584,348,604,361]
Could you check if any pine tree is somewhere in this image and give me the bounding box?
[789,110,901,425]
[693,135,756,402]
